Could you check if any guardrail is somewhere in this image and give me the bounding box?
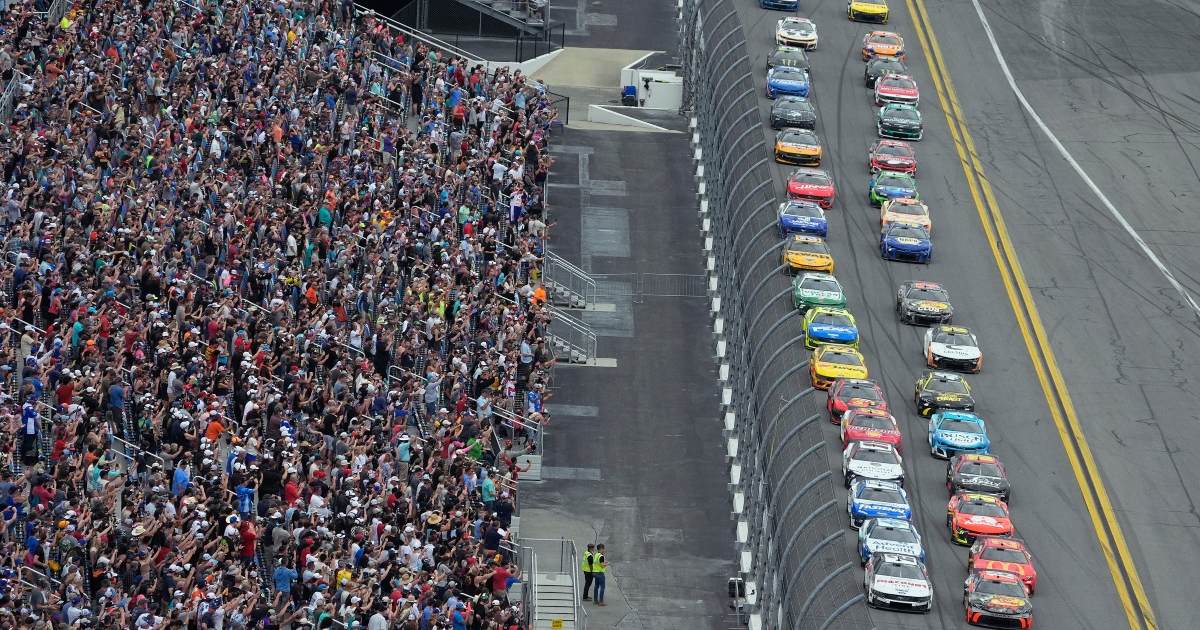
[545,306,596,365]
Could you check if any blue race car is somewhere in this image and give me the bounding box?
[761,0,799,10]
[880,223,932,264]
[804,307,859,349]
[766,66,810,99]
[858,517,925,566]
[868,170,918,207]
[927,411,990,459]
[777,200,828,237]
[848,479,912,528]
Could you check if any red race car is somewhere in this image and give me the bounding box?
[827,378,888,423]
[874,74,919,107]
[840,407,902,452]
[786,167,836,209]
[969,537,1037,595]
[868,139,916,175]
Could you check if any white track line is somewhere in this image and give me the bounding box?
[968,0,1200,320]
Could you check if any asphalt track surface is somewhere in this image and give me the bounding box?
[727,0,1200,627]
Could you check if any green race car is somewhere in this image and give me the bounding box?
[869,170,918,208]
[876,103,923,140]
[794,272,846,313]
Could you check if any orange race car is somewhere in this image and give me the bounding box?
[947,493,1012,545]
[841,407,902,452]
[880,198,931,233]
[862,31,905,61]
[969,537,1038,595]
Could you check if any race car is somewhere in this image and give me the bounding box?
[963,569,1033,628]
[924,324,982,372]
[795,272,846,313]
[869,170,918,207]
[869,139,916,174]
[843,440,903,488]
[914,371,975,417]
[864,55,907,87]
[875,73,919,107]
[777,200,827,238]
[947,453,1012,502]
[896,281,953,325]
[760,0,799,11]
[812,344,868,390]
[864,553,932,612]
[880,223,932,264]
[826,377,887,422]
[803,306,858,349]
[862,31,905,61]
[848,0,889,23]
[781,234,834,275]
[767,46,811,72]
[859,518,924,565]
[776,17,818,49]
[774,128,823,166]
[877,104,923,140]
[947,493,1013,545]
[841,407,901,452]
[928,411,990,459]
[881,197,930,232]
[766,66,810,99]
[786,168,836,208]
[770,95,817,130]
[969,537,1037,594]
[848,479,911,528]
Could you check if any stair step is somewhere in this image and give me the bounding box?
[532,622,576,630]
[536,573,573,586]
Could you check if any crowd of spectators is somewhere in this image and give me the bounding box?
[0,0,564,628]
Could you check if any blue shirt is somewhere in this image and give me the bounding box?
[172,468,190,495]
[273,566,298,592]
[236,486,255,514]
[108,383,125,410]
[452,611,466,630]
[526,390,542,414]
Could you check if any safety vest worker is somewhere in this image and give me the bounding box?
[582,543,596,602]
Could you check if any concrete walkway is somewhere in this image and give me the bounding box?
[533,48,675,133]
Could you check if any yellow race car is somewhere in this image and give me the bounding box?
[782,234,835,275]
[848,0,889,23]
[811,344,869,390]
[880,198,931,233]
[775,128,823,166]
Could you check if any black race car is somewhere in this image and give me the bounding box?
[947,453,1011,502]
[767,46,812,73]
[876,104,923,140]
[864,56,907,87]
[914,370,975,417]
[896,281,953,325]
[770,96,817,130]
[964,569,1033,628]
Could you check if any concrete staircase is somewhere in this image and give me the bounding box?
[532,572,577,630]
[518,453,543,481]
[447,0,547,35]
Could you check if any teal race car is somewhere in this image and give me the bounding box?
[876,103,923,140]
[869,171,918,207]
[793,272,846,313]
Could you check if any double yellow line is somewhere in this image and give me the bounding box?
[899,0,1158,628]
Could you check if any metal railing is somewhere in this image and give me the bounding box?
[541,251,596,309]
[0,71,27,125]
[353,4,491,70]
[493,406,543,457]
[544,306,596,365]
[522,538,586,630]
[46,0,69,25]
[680,0,875,628]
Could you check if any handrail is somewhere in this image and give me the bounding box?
[493,406,543,457]
[542,250,596,308]
[11,319,46,334]
[368,50,410,71]
[545,305,597,364]
[108,434,168,470]
[353,4,490,69]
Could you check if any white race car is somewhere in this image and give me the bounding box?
[842,440,905,488]
[923,324,982,373]
[858,518,924,566]
[864,553,933,612]
[776,17,818,50]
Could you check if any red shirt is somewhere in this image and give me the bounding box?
[56,383,73,406]
[491,566,513,591]
[284,482,300,506]
[240,526,257,558]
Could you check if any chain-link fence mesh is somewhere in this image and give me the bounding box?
[680,0,876,628]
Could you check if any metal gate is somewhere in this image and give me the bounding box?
[592,273,709,303]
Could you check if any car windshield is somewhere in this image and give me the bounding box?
[771,51,809,67]
[878,143,913,157]
[823,351,863,367]
[929,379,968,394]
[777,99,813,113]
[961,501,1007,517]
[878,174,913,188]
[876,562,923,580]
[840,383,880,401]
[959,462,1003,477]
[885,108,920,121]
[860,487,904,504]
[792,172,830,186]
[889,203,925,216]
[783,203,822,218]
[800,277,841,293]
[782,131,818,145]
[774,67,805,79]
[786,240,828,255]
[888,225,927,240]
[851,414,894,429]
[907,288,948,302]
[854,447,898,464]
[979,547,1029,564]
[871,35,902,46]
[813,312,853,327]
[881,76,916,89]
[940,419,982,434]
[873,526,919,544]
[976,578,1027,598]
[934,330,974,345]
[785,21,815,34]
